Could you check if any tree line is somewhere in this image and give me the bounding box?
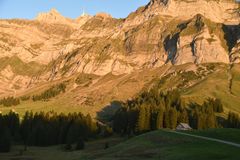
[112,89,224,135]
[227,112,240,128]
[0,83,66,107]
[32,83,66,101]
[0,111,100,152]
[0,97,20,107]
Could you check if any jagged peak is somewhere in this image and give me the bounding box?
[36,8,68,23]
[150,0,237,4]
[95,12,112,19]
[125,0,239,28]
[148,0,238,9]
[149,0,170,6]
[49,8,60,15]
[177,14,213,33]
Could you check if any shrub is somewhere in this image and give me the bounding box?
[64,143,72,151]
[75,138,85,150]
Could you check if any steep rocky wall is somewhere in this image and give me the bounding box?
[0,0,240,95]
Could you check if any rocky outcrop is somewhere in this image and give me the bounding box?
[164,15,230,64]
[230,40,240,63]
[36,8,70,24]
[125,0,239,28]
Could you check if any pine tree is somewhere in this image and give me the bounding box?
[227,112,240,128]
[156,109,164,129]
[144,106,151,131]
[178,109,189,124]
[206,111,216,129]
[85,114,97,136]
[6,111,20,140]
[163,109,170,128]
[0,127,11,153]
[196,113,205,130]
[136,105,146,133]
[169,108,177,129]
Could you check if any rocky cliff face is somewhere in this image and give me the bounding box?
[0,0,239,96]
[126,0,239,27]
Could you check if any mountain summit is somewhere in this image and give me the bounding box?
[130,0,240,26]
[36,8,71,24]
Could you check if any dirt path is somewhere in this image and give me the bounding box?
[163,130,240,148]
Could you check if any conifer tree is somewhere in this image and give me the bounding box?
[206,113,216,128]
[156,109,164,129]
[144,105,151,131]
[136,105,146,133]
[0,127,11,152]
[169,108,177,129]
[227,112,240,128]
[163,108,170,128]
[178,109,189,124]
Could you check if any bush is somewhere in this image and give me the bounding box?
[64,143,72,151]
[104,142,109,149]
[75,138,85,150]
[103,126,113,137]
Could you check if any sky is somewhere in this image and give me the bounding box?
[0,0,149,19]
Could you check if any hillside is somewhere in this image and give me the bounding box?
[82,129,240,160]
[1,129,240,160]
[1,63,240,118]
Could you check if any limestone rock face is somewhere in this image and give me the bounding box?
[163,15,230,65]
[230,40,240,63]
[125,0,239,28]
[0,0,240,96]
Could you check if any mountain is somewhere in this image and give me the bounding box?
[0,0,239,116]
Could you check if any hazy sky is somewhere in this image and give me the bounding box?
[0,0,149,19]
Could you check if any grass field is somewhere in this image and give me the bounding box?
[184,128,240,144]
[83,129,240,160]
[1,129,239,160]
[0,136,126,160]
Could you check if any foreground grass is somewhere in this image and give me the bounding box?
[84,130,240,160]
[1,129,239,160]
[184,128,240,144]
[0,136,125,160]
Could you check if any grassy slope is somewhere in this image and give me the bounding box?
[83,130,240,160]
[181,64,240,114]
[0,136,125,160]
[184,128,240,144]
[0,56,44,76]
[1,129,239,160]
[0,63,239,117]
[231,64,240,97]
[0,65,171,117]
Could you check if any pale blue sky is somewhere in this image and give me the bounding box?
[0,0,149,19]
